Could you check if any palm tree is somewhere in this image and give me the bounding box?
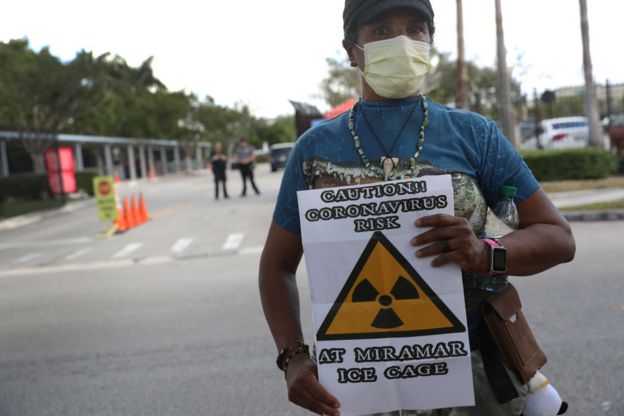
[455,0,468,109]
[579,0,603,147]
[494,0,519,147]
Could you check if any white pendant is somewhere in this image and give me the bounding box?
[382,157,399,178]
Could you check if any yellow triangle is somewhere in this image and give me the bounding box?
[317,232,465,341]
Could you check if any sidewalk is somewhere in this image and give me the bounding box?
[0,199,95,231]
[548,187,624,222]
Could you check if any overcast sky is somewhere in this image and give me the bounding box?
[1,0,620,119]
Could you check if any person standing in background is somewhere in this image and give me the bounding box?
[235,137,260,196]
[209,142,228,200]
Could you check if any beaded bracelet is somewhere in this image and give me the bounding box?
[276,340,310,372]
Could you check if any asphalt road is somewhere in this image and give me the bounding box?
[0,167,622,415]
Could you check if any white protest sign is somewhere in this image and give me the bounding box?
[297,175,474,416]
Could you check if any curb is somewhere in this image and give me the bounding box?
[562,209,624,222]
[0,199,95,232]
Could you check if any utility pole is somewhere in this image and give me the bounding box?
[533,89,543,149]
[579,0,603,147]
[494,0,519,147]
[456,0,468,109]
[606,79,613,124]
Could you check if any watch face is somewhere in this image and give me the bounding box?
[492,247,507,272]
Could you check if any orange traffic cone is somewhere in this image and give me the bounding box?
[124,196,136,229]
[139,193,151,222]
[131,195,143,225]
[114,174,121,185]
[114,205,127,233]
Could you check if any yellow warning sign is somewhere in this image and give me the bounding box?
[317,231,465,341]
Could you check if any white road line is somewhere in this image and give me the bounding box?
[240,246,263,255]
[0,238,91,250]
[0,259,135,277]
[221,233,245,251]
[171,238,193,254]
[14,253,42,264]
[0,214,42,231]
[112,243,142,259]
[64,247,94,261]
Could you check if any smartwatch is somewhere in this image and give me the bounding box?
[483,238,507,274]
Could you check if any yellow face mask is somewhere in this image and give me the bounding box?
[356,35,431,99]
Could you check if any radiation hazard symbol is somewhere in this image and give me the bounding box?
[317,231,465,341]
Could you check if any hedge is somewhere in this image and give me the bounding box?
[0,174,50,203]
[75,170,99,196]
[0,170,99,202]
[520,148,618,181]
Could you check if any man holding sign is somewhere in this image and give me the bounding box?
[259,1,575,415]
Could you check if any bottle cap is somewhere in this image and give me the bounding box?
[500,185,517,198]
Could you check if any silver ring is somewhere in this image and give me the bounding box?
[440,239,452,253]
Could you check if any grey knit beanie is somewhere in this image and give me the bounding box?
[343,0,434,35]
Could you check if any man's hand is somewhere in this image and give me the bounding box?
[411,214,489,273]
[285,354,341,415]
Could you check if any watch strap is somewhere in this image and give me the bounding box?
[483,238,503,249]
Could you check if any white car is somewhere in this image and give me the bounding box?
[528,116,609,149]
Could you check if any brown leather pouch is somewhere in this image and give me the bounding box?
[481,283,547,384]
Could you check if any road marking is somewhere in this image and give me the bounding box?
[64,247,94,261]
[0,215,42,231]
[0,237,92,250]
[1,259,135,277]
[141,256,171,265]
[14,253,42,264]
[240,246,263,255]
[171,238,193,254]
[152,202,187,220]
[112,243,142,259]
[222,233,244,251]
[0,255,177,278]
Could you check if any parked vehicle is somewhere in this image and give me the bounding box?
[537,117,591,149]
[269,142,295,172]
[607,114,624,154]
[521,116,610,150]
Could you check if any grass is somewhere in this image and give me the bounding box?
[560,199,624,212]
[0,199,65,219]
[541,176,624,193]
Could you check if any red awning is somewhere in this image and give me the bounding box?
[323,98,358,119]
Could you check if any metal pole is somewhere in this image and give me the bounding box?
[196,146,204,171]
[147,146,155,178]
[0,139,9,177]
[104,144,114,176]
[75,143,84,172]
[606,79,613,123]
[139,145,147,179]
[174,146,181,173]
[127,145,137,180]
[533,89,542,149]
[54,135,66,203]
[160,146,167,175]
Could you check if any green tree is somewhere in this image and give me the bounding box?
[254,115,296,145]
[426,51,524,120]
[318,55,361,108]
[0,39,110,172]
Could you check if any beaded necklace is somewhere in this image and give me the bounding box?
[348,95,429,180]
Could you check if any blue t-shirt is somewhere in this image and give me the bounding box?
[274,97,539,235]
